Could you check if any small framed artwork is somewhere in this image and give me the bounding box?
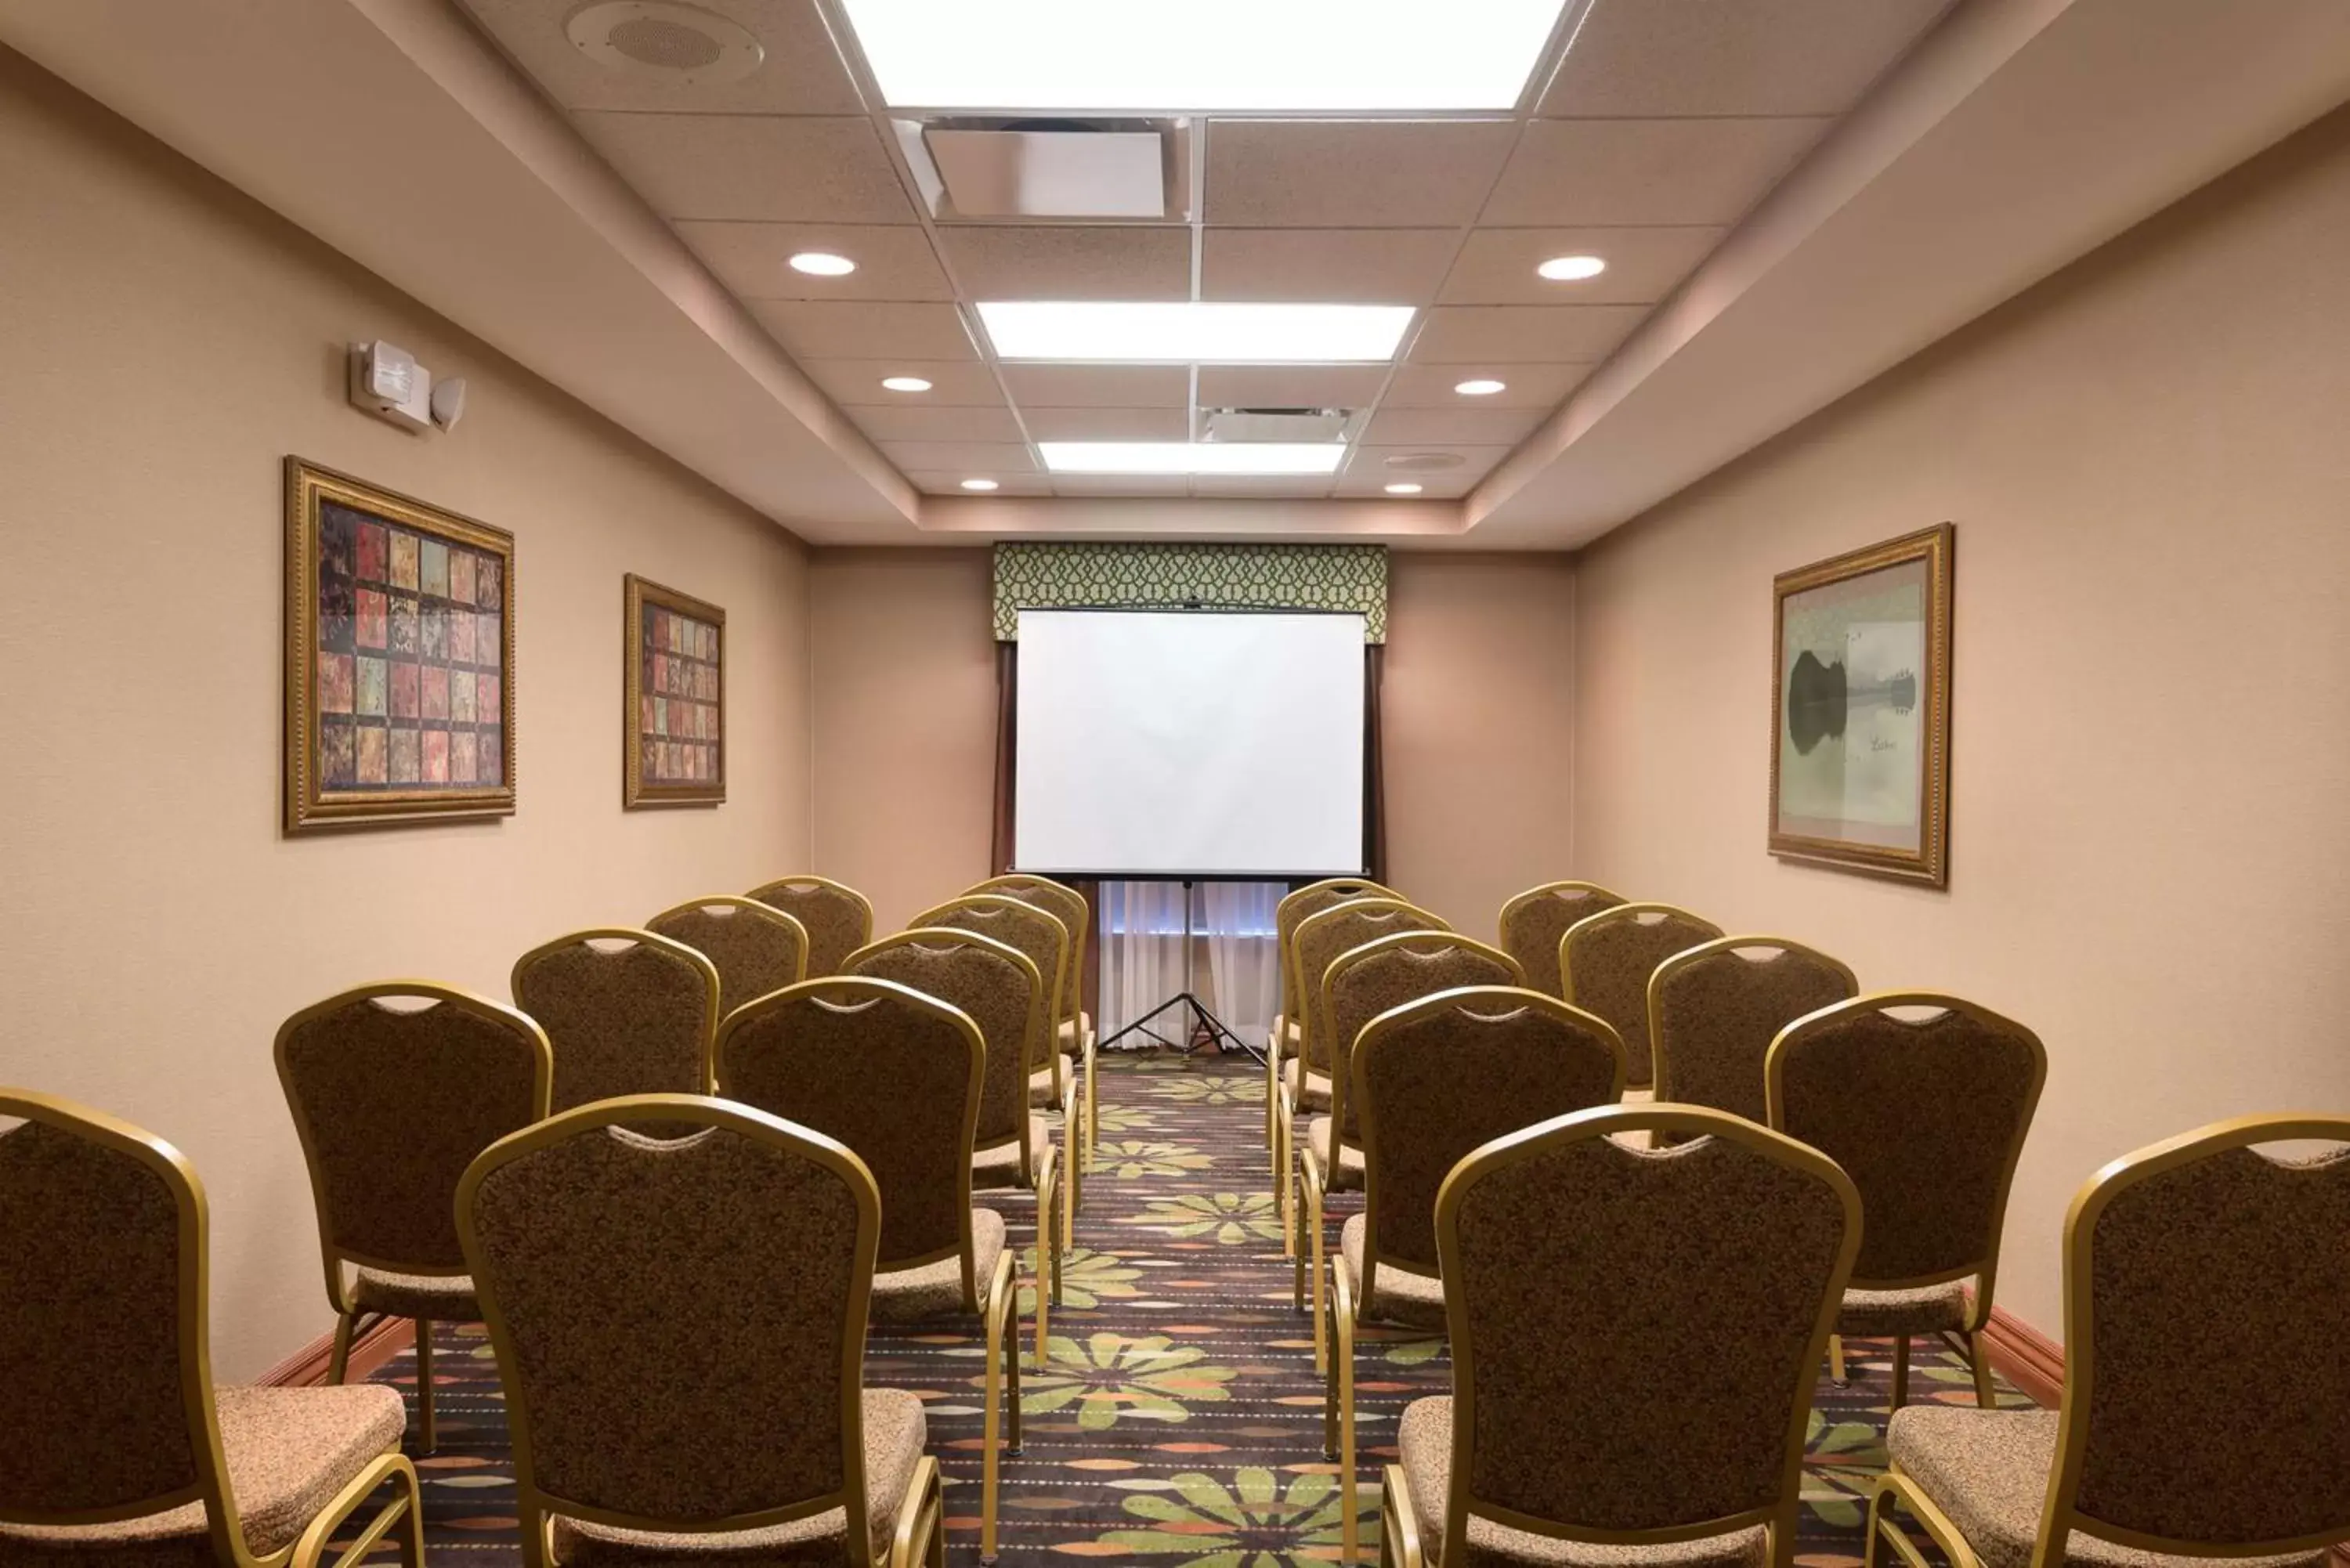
[284,458,515,833]
[1770,523,1954,886]
[624,574,725,808]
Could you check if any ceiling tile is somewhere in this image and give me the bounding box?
[676,222,951,301]
[1361,406,1543,445]
[1020,406,1192,441]
[906,471,1054,496]
[1191,475,1336,498]
[1333,466,1480,499]
[801,359,1007,406]
[577,114,916,223]
[1539,0,1952,117]
[1199,228,1459,303]
[1194,366,1393,408]
[1409,305,1647,363]
[879,441,1039,474]
[842,404,1025,442]
[1206,120,1518,227]
[1051,475,1195,497]
[1383,362,1589,408]
[1482,118,1830,226]
[997,364,1192,406]
[1439,226,1725,305]
[938,226,1191,302]
[752,301,978,360]
[455,0,866,115]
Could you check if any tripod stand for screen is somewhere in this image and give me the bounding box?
[1097,879,1264,1066]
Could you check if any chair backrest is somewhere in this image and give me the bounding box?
[1354,987,1622,1281]
[717,978,982,1277]
[458,1095,883,1555]
[646,897,809,1019]
[1436,1105,1858,1566]
[1274,878,1397,1024]
[906,894,1067,1075]
[1560,902,1724,1087]
[0,1091,250,1563]
[1648,938,1857,1125]
[275,984,551,1292]
[1323,932,1524,1145]
[511,928,721,1115]
[1292,898,1448,1074]
[2041,1115,2350,1561]
[970,876,1087,1030]
[1497,880,1626,999]
[745,875,875,978]
[1767,993,2044,1299]
[842,929,1040,1164]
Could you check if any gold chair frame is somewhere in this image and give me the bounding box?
[1647,935,1858,1118]
[1495,879,1626,999]
[1268,880,1399,1170]
[0,1089,427,1568]
[1558,901,1726,1088]
[509,927,724,1101]
[646,895,811,1013]
[746,874,877,977]
[970,875,1100,1170]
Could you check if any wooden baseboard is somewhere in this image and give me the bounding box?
[1977,1305,2065,1409]
[258,1315,415,1388]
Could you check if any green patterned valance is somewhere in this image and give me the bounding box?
[992,543,1387,642]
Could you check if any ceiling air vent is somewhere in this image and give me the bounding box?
[1383,451,1468,472]
[1204,408,1358,444]
[566,2,765,85]
[901,117,1189,221]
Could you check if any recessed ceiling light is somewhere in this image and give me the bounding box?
[1383,482,1425,496]
[1536,255,1606,282]
[1454,378,1507,396]
[880,375,934,393]
[960,477,1000,491]
[789,251,857,276]
[979,302,1413,364]
[838,0,1568,112]
[1040,443,1345,476]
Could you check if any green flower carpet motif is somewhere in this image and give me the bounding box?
[367,1050,2010,1566]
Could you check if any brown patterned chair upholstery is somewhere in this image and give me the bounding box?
[273,983,552,1452]
[1768,994,2045,1407]
[1560,902,1725,1090]
[971,876,1097,1165]
[1649,938,1857,1128]
[716,978,1019,1561]
[1867,1115,2350,1568]
[0,1089,425,1568]
[510,929,721,1115]
[1324,988,1625,1560]
[456,1094,942,1568]
[843,929,1065,1346]
[1383,1104,1860,1568]
[1496,880,1626,1001]
[1269,880,1399,1154]
[746,875,876,979]
[645,897,809,1020]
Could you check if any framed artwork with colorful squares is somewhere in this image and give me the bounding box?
[284,458,516,833]
[623,574,725,808]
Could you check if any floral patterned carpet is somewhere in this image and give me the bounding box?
[371,1050,2013,1564]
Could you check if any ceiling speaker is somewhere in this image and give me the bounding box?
[566,2,765,85]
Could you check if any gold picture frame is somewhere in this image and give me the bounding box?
[623,573,725,808]
[284,457,516,833]
[1769,523,1953,886]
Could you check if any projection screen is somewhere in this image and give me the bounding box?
[1013,608,1366,878]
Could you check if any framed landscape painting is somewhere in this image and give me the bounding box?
[284,458,515,833]
[624,574,725,808]
[1770,523,1953,886]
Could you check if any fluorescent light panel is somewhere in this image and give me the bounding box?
[979,302,1412,364]
[1041,443,1345,475]
[841,0,1567,111]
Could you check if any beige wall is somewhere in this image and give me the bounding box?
[1571,108,2350,1337]
[0,52,813,1378]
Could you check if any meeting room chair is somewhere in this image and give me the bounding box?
[1559,901,1725,1093]
[843,927,1065,1339]
[273,981,552,1452]
[645,895,808,1018]
[970,875,1098,1165]
[746,873,877,978]
[1496,880,1626,1000]
[1649,936,1858,1127]
[510,927,721,1114]
[456,1093,944,1568]
[1867,1114,2350,1568]
[714,977,1018,1562]
[1267,878,1397,1154]
[1325,986,1625,1559]
[0,1089,426,1568]
[1381,1104,1861,1568]
[1768,993,2046,1405]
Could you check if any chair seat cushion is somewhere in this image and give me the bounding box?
[1283,1060,1331,1114]
[554,1388,927,1567]
[1398,1397,1768,1568]
[971,1116,1060,1191]
[1029,1063,1064,1109]
[1307,1118,1364,1193]
[1340,1213,1447,1330]
[1886,1407,2324,1568]
[0,1384,407,1560]
[1837,1277,1972,1337]
[871,1209,1008,1322]
[352,1266,481,1323]
[1056,1017,1091,1057]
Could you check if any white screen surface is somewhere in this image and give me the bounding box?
[1014,609,1365,877]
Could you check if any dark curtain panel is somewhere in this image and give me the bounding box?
[1363,643,1388,883]
[990,641,1018,876]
